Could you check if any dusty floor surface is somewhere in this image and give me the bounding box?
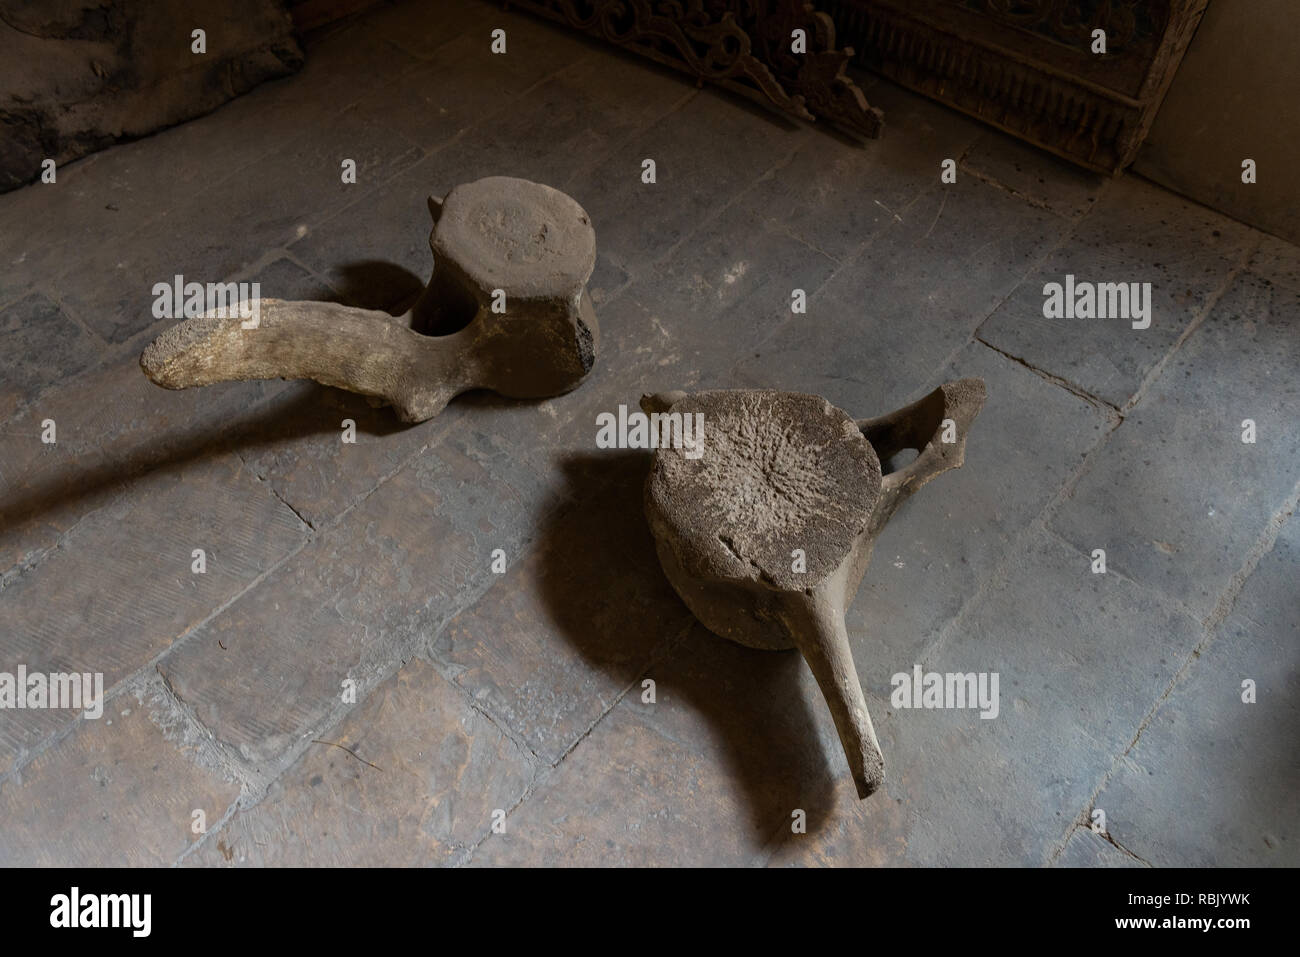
[1,0,1296,866]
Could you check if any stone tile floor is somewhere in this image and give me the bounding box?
[0,0,1296,867]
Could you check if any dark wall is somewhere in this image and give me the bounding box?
[1135,0,1299,243]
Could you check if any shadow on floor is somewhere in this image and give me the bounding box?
[531,450,841,840]
[319,260,426,315]
[0,383,413,535]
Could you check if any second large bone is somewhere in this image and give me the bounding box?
[640,381,987,799]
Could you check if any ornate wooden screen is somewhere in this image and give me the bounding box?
[823,0,1210,172]
[508,1,885,140]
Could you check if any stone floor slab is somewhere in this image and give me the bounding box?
[468,624,896,866]
[55,107,423,345]
[845,342,1111,697]
[869,529,1200,866]
[0,356,292,579]
[0,292,100,420]
[154,423,550,769]
[977,174,1257,407]
[186,657,535,866]
[739,78,986,263]
[1052,272,1300,618]
[962,131,1107,219]
[0,453,306,774]
[734,175,1067,410]
[431,454,693,764]
[578,88,807,277]
[0,697,241,866]
[1248,232,1300,293]
[1090,515,1300,867]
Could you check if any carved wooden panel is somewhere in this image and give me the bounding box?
[823,0,1209,172]
[508,0,884,140]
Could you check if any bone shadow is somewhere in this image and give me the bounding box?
[0,382,418,536]
[530,450,839,842]
[315,260,481,336]
[316,260,425,315]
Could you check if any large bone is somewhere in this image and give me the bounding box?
[641,381,986,798]
[141,176,598,423]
